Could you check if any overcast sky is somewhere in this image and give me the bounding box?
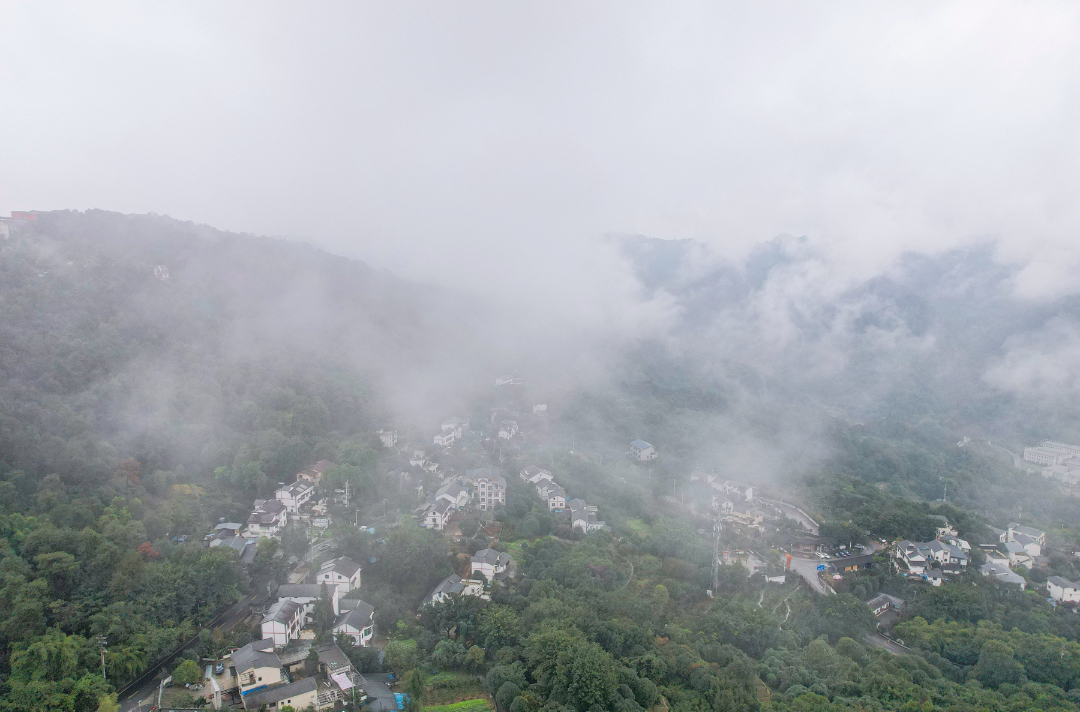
[2,2,1079,308]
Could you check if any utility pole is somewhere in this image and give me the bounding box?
[711,517,721,594]
[97,635,107,679]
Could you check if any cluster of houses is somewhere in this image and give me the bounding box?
[893,517,971,586]
[419,468,507,530]
[975,523,1049,589]
[261,556,373,648]
[244,461,337,539]
[704,477,766,528]
[1025,440,1080,485]
[520,465,607,533]
[184,554,372,710]
[200,636,365,710]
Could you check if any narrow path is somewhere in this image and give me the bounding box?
[757,590,765,608]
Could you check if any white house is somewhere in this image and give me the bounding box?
[246,499,288,538]
[316,557,362,593]
[471,548,512,581]
[467,469,506,510]
[630,440,657,462]
[410,450,428,468]
[423,500,453,530]
[929,515,958,539]
[867,593,905,617]
[544,484,566,512]
[498,420,519,440]
[1007,523,1047,548]
[1004,541,1034,569]
[433,429,456,447]
[377,429,398,448]
[520,466,553,485]
[981,562,1027,589]
[425,574,484,605]
[568,498,607,533]
[230,639,285,694]
[923,568,943,586]
[441,417,469,438]
[242,678,318,712]
[494,376,522,387]
[276,583,341,616]
[275,480,315,513]
[1012,532,1042,557]
[895,541,930,574]
[721,480,756,501]
[1048,576,1080,603]
[333,600,375,646]
[261,599,305,647]
[533,404,547,414]
[435,480,470,509]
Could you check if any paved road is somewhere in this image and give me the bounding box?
[764,500,819,535]
[788,557,833,595]
[119,591,258,711]
[865,632,909,655]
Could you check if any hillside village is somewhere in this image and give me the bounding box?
[154,370,1080,712]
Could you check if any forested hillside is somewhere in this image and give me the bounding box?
[5,213,1080,712]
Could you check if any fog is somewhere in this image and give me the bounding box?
[3,3,1080,300]
[3,2,1080,477]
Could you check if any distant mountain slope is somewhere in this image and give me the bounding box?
[615,234,1080,447]
[0,210,488,484]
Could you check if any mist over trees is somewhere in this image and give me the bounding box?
[5,212,1080,711]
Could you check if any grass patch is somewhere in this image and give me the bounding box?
[424,698,493,712]
[624,518,650,538]
[424,673,488,705]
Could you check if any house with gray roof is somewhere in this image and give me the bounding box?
[229,639,284,694]
[471,549,512,581]
[316,557,362,593]
[261,599,304,647]
[424,574,483,606]
[1048,576,1080,603]
[334,600,375,646]
[241,677,317,710]
[981,562,1027,589]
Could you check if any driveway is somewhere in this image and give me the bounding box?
[357,672,399,712]
[788,557,833,595]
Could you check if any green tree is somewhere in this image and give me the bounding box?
[975,639,1024,688]
[496,682,521,712]
[96,693,121,712]
[172,659,203,686]
[404,669,425,712]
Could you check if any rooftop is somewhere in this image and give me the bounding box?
[335,601,375,630]
[242,677,317,708]
[472,549,511,566]
[230,639,280,673]
[630,440,652,449]
[263,598,302,625]
[320,556,361,578]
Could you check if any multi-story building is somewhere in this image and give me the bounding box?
[333,600,375,646]
[471,548,512,581]
[316,557,362,593]
[630,440,657,462]
[467,468,506,510]
[275,480,315,513]
[245,499,288,538]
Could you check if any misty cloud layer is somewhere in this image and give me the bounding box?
[3,2,1080,305]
